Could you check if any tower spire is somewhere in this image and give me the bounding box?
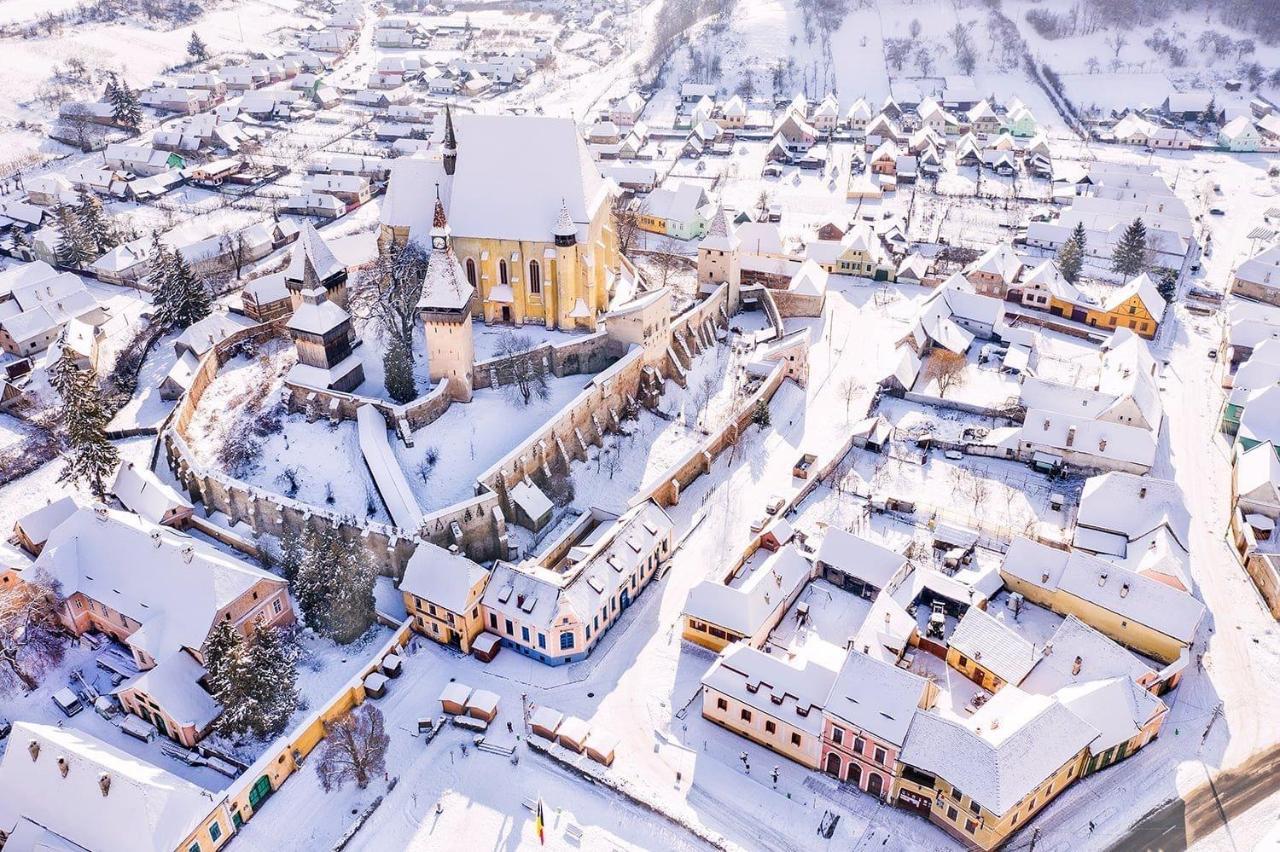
[442,104,457,176]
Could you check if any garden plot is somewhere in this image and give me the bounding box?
[182,338,390,524]
[393,373,589,513]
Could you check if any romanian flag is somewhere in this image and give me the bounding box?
[534,797,545,845]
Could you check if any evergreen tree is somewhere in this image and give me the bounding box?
[1111,217,1148,277]
[1157,268,1178,303]
[1057,233,1083,285]
[76,186,116,254]
[10,228,30,257]
[53,204,89,269]
[277,528,305,583]
[204,620,298,739]
[382,336,416,404]
[168,252,212,328]
[54,349,119,497]
[291,525,375,644]
[1201,95,1218,125]
[752,399,771,427]
[187,31,209,62]
[107,73,142,131]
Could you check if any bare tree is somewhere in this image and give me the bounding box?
[921,349,967,398]
[612,195,644,256]
[221,230,251,280]
[755,189,771,220]
[493,332,550,406]
[839,376,863,422]
[648,237,683,289]
[351,240,427,357]
[1105,32,1128,62]
[314,704,389,792]
[0,570,67,693]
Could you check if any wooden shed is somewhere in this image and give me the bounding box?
[585,730,619,767]
[530,706,563,740]
[439,682,472,715]
[382,653,404,678]
[472,632,502,663]
[363,672,388,699]
[465,689,500,723]
[556,716,590,753]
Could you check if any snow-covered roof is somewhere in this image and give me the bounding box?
[1074,472,1188,554]
[1020,408,1157,469]
[174,311,254,358]
[530,705,563,733]
[815,528,906,591]
[510,479,553,522]
[110,462,193,526]
[287,222,345,283]
[645,182,708,225]
[355,404,424,532]
[0,721,225,852]
[699,206,739,253]
[899,692,1098,817]
[1235,441,1280,507]
[400,540,490,613]
[684,544,811,636]
[789,259,828,298]
[34,507,285,659]
[1240,385,1280,447]
[381,115,609,245]
[965,244,1023,283]
[1234,244,1280,287]
[1055,676,1163,754]
[824,650,928,746]
[1020,615,1156,696]
[1001,538,1204,644]
[702,643,836,737]
[14,496,79,548]
[439,682,472,707]
[947,606,1038,685]
[119,649,221,730]
[286,286,351,337]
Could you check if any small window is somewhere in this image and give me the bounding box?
[209,822,222,842]
[521,626,530,643]
[465,258,477,287]
[765,720,776,734]
[965,820,978,835]
[832,727,844,746]
[529,260,541,295]
[716,697,728,711]
[537,633,546,649]
[499,259,509,286]
[790,732,802,747]
[740,709,752,722]
[272,599,283,615]
[559,631,574,650]
[874,747,887,764]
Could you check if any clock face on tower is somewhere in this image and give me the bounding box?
[432,236,446,250]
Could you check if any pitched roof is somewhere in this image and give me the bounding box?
[684,545,811,636]
[815,528,906,590]
[947,606,1038,685]
[400,540,491,612]
[702,643,837,737]
[0,721,224,852]
[1055,676,1164,753]
[899,692,1098,817]
[1019,615,1156,695]
[287,223,345,283]
[1001,538,1204,644]
[34,507,284,659]
[825,650,927,746]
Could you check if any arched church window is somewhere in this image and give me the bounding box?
[499,260,509,286]
[529,260,541,295]
[465,258,477,287]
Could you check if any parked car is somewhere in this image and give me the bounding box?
[51,687,84,718]
[750,515,769,534]
[1208,348,1218,360]
[765,495,786,515]
[1209,207,1225,216]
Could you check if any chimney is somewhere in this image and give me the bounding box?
[1065,426,1076,447]
[1138,487,1147,499]
[1098,572,1108,586]
[94,505,109,522]
[151,530,162,548]
[1120,582,1130,598]
[28,740,39,762]
[1043,419,1050,431]
[1041,571,1050,583]
[1072,655,1082,676]
[99,773,111,797]
[1098,438,1107,452]
[57,757,69,778]
[516,594,525,608]
[181,545,194,563]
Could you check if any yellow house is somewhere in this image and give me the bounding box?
[400,540,491,654]
[380,109,617,332]
[701,643,837,770]
[1000,538,1204,666]
[894,692,1096,851]
[682,541,812,652]
[1046,272,1166,340]
[944,606,1037,692]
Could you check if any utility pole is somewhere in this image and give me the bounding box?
[1201,701,1224,746]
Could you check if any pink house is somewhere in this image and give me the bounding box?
[820,651,935,799]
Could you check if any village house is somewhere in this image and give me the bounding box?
[1000,537,1204,668]
[701,642,837,770]
[611,91,646,126]
[478,503,674,665]
[636,183,711,240]
[0,267,106,357]
[1231,244,1280,306]
[945,606,1037,692]
[400,541,492,654]
[814,527,910,599]
[1073,472,1190,591]
[0,721,234,852]
[25,506,294,746]
[893,690,1099,850]
[964,243,1024,298]
[820,650,935,799]
[683,537,812,652]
